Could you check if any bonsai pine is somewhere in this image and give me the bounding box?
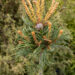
[15,0,73,75]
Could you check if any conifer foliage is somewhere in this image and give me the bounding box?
[15,0,73,75]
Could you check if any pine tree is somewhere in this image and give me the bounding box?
[14,0,73,75]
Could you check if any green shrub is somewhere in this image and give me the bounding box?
[60,0,75,75]
[0,0,74,75]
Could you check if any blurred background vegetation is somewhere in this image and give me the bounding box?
[0,0,75,75]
